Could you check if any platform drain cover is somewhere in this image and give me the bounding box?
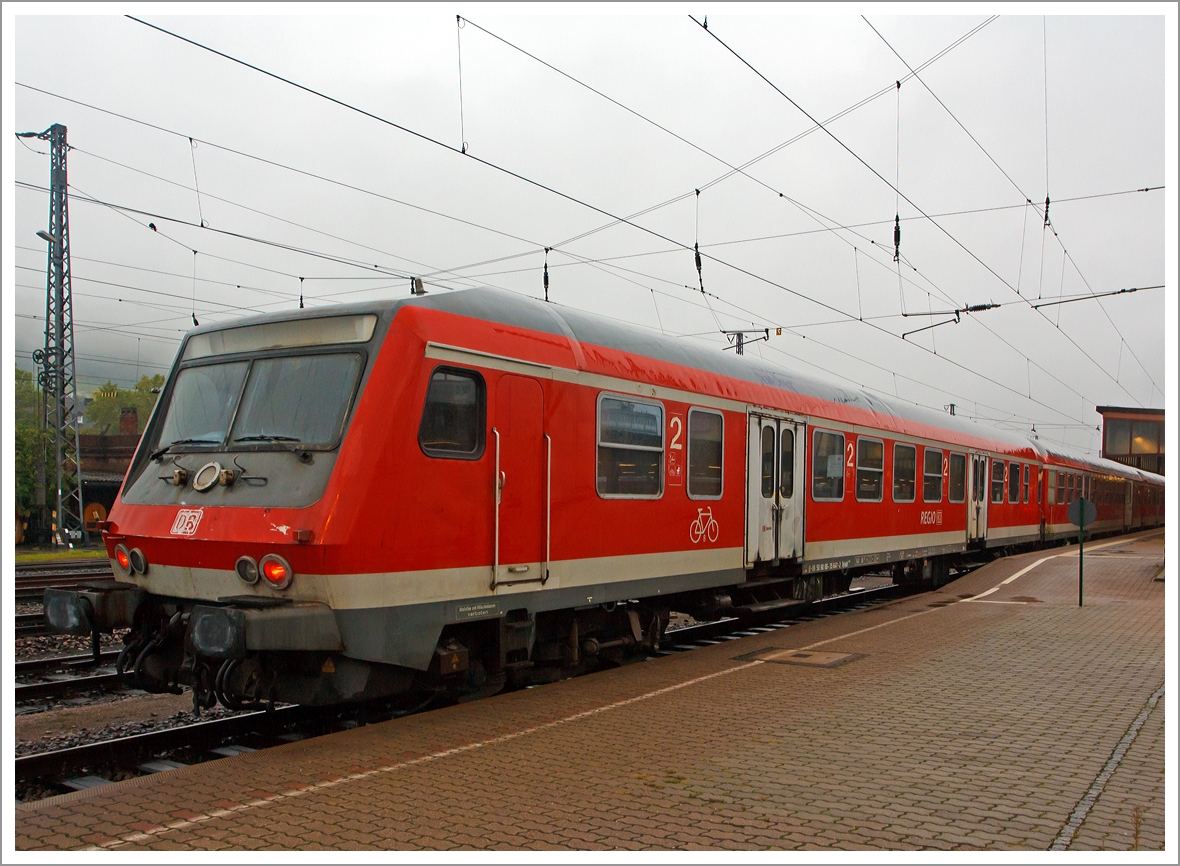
[739,648,863,667]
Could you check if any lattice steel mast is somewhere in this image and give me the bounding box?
[20,123,87,546]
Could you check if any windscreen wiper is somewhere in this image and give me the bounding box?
[150,438,220,461]
[233,434,313,464]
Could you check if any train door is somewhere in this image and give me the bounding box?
[1124,481,1134,529]
[491,375,547,591]
[777,422,805,561]
[745,414,804,566]
[967,451,988,543]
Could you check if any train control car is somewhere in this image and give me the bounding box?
[44,288,1165,710]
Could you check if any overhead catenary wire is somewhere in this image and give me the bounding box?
[375,18,1121,416]
[67,144,493,290]
[695,15,1156,408]
[18,180,417,281]
[16,159,1113,436]
[107,16,1120,428]
[18,22,1142,441]
[15,83,544,256]
[862,16,1163,403]
[26,39,1142,328]
[455,13,1002,302]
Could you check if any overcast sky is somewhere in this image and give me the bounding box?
[5,4,1175,455]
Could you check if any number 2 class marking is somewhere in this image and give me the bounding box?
[846,442,854,468]
[669,416,683,450]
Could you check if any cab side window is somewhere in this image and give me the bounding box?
[418,367,485,459]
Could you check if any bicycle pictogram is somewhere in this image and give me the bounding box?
[689,506,719,544]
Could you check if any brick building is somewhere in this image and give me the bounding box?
[79,407,141,529]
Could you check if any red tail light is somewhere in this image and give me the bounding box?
[260,554,293,590]
[114,544,131,574]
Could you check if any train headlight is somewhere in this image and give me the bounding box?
[192,462,222,492]
[260,554,293,590]
[114,544,132,575]
[128,548,148,575]
[235,556,259,585]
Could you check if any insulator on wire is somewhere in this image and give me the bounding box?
[1044,195,1050,227]
[543,248,550,302]
[893,214,901,263]
[694,242,704,293]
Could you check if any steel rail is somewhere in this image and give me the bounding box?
[16,650,121,676]
[15,705,316,784]
[16,673,124,702]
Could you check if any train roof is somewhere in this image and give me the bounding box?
[186,287,1159,478]
[1035,440,1159,482]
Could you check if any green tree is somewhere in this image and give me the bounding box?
[14,368,48,520]
[82,374,165,434]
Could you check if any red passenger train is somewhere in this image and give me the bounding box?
[45,288,1164,709]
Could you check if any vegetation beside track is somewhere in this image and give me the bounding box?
[16,548,110,564]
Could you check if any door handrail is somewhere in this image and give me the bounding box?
[491,427,501,590]
[544,432,551,585]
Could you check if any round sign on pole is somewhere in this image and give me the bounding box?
[1067,497,1097,528]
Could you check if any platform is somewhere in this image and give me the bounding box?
[14,530,1165,851]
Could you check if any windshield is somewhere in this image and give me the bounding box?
[156,361,249,446]
[230,354,362,446]
[155,352,363,451]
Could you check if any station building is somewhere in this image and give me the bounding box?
[1096,405,1164,476]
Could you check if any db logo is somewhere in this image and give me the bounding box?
[170,508,204,536]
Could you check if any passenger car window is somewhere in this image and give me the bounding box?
[857,438,884,502]
[418,367,485,458]
[1008,461,1020,504]
[597,395,663,498]
[948,453,966,503]
[991,459,1005,504]
[812,430,845,501]
[892,443,916,503]
[687,409,723,499]
[923,449,942,503]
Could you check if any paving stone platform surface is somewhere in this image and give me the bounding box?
[13,531,1166,851]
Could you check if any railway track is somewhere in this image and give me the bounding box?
[15,559,115,603]
[16,705,321,788]
[16,651,124,704]
[16,613,49,638]
[15,573,940,796]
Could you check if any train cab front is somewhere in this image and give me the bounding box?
[44,306,406,711]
